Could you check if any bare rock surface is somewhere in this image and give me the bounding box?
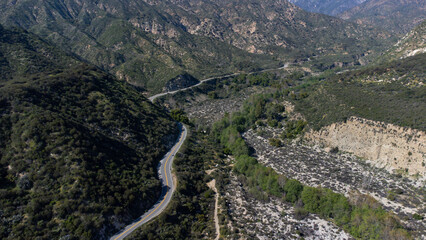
[305,116,426,177]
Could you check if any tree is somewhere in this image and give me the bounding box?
[301,187,322,212]
[284,179,303,203]
[208,91,218,99]
[170,109,190,124]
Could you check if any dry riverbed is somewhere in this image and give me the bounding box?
[223,172,353,240]
[242,127,425,237]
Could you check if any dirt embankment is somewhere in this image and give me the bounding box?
[305,116,425,177]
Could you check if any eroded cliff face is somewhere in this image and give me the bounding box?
[305,116,425,177]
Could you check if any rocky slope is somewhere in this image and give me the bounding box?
[145,0,392,57]
[305,117,426,177]
[0,0,393,93]
[339,0,426,34]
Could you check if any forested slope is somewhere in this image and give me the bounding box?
[0,25,178,239]
[286,53,426,131]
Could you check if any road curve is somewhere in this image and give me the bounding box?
[110,62,290,239]
[148,63,290,102]
[110,124,187,240]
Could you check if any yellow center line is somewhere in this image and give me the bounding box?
[113,130,184,240]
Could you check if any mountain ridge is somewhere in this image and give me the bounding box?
[339,0,426,34]
[0,0,394,94]
[288,0,366,16]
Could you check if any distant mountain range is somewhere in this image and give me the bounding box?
[339,0,426,34]
[0,0,393,94]
[288,0,366,16]
[288,0,425,35]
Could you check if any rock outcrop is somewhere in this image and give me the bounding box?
[305,116,425,177]
[163,73,199,92]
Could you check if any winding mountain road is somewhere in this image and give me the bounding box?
[149,63,290,102]
[111,63,290,239]
[110,124,187,240]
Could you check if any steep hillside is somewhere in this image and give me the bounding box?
[0,0,275,94]
[143,0,393,68]
[286,53,426,131]
[0,0,393,93]
[378,20,426,62]
[0,26,178,239]
[0,25,77,81]
[339,0,426,34]
[288,0,366,16]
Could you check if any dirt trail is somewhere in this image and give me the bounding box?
[207,179,220,240]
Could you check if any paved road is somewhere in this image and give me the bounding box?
[148,63,290,102]
[110,124,187,240]
[110,62,290,239]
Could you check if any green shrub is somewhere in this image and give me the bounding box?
[413,213,423,220]
[282,120,307,139]
[301,187,322,212]
[269,138,282,147]
[283,179,303,203]
[170,109,190,124]
[294,207,308,220]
